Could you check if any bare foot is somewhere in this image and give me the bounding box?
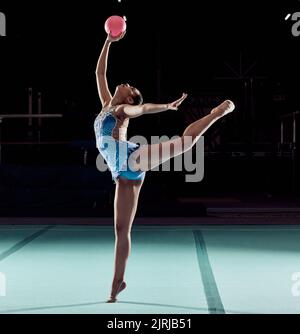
[106,281,127,303]
[211,100,235,117]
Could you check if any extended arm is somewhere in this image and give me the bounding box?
[119,93,188,118]
[95,39,112,107]
[95,32,126,107]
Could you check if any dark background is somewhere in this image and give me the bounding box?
[0,0,299,216]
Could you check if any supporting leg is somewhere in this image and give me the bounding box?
[107,177,144,302]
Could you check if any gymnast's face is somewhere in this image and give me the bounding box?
[115,83,142,105]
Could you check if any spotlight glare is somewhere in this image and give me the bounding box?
[285,13,291,20]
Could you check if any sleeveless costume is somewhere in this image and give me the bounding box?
[94,105,146,183]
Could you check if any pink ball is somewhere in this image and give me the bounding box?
[104,15,126,37]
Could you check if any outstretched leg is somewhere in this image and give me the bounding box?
[107,177,144,303]
[130,100,235,171]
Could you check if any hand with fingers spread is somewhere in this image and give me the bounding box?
[107,31,126,43]
[167,93,188,110]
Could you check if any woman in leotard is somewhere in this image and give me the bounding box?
[94,31,235,303]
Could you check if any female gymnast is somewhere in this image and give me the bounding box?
[94,31,235,303]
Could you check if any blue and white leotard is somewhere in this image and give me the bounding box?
[94,105,146,183]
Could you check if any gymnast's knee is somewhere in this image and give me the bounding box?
[180,135,197,151]
[115,223,130,236]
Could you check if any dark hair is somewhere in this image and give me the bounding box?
[131,92,143,105]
